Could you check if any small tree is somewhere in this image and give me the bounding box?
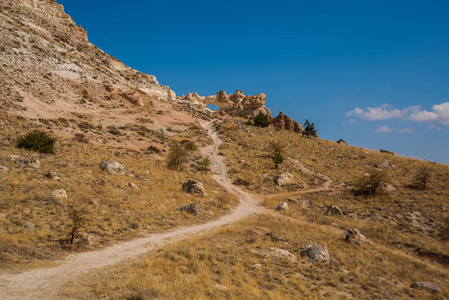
[17,130,56,153]
[269,141,285,169]
[353,169,388,197]
[68,207,88,244]
[167,146,188,170]
[411,166,433,190]
[303,119,317,138]
[253,112,271,128]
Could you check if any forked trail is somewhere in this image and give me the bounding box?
[0,121,265,299]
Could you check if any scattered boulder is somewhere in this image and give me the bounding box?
[375,162,391,169]
[182,179,207,197]
[51,188,67,200]
[274,172,293,186]
[323,204,343,216]
[256,248,297,263]
[299,199,312,207]
[380,149,395,155]
[336,139,348,145]
[177,203,199,215]
[300,242,330,263]
[274,201,288,211]
[0,166,8,173]
[9,155,40,168]
[410,282,440,294]
[99,160,125,175]
[22,222,35,229]
[45,171,60,180]
[266,232,288,242]
[128,182,138,189]
[344,228,371,245]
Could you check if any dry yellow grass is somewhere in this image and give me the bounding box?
[0,115,238,269]
[64,214,449,299]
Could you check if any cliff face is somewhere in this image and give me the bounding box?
[0,0,175,120]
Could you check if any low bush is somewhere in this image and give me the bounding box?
[17,130,56,153]
[352,169,388,197]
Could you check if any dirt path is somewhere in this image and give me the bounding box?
[0,121,265,300]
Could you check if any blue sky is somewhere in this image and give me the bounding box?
[59,0,449,163]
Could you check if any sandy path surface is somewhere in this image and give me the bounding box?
[0,121,265,299]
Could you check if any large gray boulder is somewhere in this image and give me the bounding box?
[182,179,207,197]
[300,242,329,263]
[99,160,125,175]
[274,172,293,186]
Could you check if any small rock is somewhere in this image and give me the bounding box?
[128,182,138,189]
[274,172,293,186]
[24,157,40,168]
[177,203,199,215]
[266,232,288,242]
[275,201,288,211]
[256,248,297,263]
[8,155,20,162]
[130,222,139,229]
[99,160,125,175]
[344,228,371,245]
[299,199,312,207]
[22,222,35,229]
[45,171,60,180]
[218,152,225,156]
[89,199,99,206]
[336,139,348,145]
[300,242,329,263]
[51,188,67,200]
[323,204,343,216]
[182,179,207,197]
[0,166,8,173]
[410,282,440,294]
[207,201,217,207]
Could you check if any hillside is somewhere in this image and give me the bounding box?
[1,1,449,299]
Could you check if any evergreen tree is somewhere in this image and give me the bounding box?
[303,119,317,137]
[253,112,271,127]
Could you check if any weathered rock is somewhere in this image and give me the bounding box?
[182,179,207,197]
[299,199,312,207]
[300,242,330,263]
[51,188,67,200]
[410,282,440,294]
[266,232,288,242]
[177,203,199,215]
[45,171,60,180]
[256,248,297,263]
[336,139,348,145]
[380,149,395,155]
[274,172,293,186]
[99,160,125,175]
[119,92,145,106]
[344,228,371,245]
[323,204,343,216]
[275,201,288,211]
[375,161,391,169]
[0,166,8,173]
[272,112,304,134]
[22,222,35,229]
[24,157,40,168]
[128,182,138,189]
[89,199,99,206]
[8,155,20,162]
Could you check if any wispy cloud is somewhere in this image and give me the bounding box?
[375,126,413,133]
[375,125,392,133]
[346,102,449,125]
[429,124,442,131]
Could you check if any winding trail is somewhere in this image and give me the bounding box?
[0,121,265,299]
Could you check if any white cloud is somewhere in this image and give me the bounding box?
[345,104,405,120]
[409,102,449,125]
[375,125,392,133]
[429,124,442,131]
[398,128,412,133]
[346,102,449,125]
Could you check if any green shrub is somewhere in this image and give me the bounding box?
[17,130,56,153]
[253,112,271,127]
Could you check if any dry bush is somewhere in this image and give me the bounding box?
[352,168,388,197]
[411,165,433,190]
[166,145,188,170]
